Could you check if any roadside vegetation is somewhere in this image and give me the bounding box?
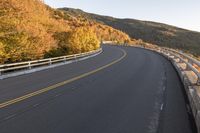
[0,0,131,64]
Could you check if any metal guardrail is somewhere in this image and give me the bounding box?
[136,45,200,132]
[147,47,200,85]
[0,48,102,76]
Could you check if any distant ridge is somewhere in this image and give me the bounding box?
[60,8,200,57]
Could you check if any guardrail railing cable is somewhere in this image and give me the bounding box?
[146,46,200,85]
[134,44,200,133]
[0,48,102,76]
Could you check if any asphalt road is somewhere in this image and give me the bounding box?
[0,45,196,133]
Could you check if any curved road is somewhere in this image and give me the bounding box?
[0,45,196,133]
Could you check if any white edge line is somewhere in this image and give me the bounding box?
[160,103,164,110]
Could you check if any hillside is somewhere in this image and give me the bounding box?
[50,8,131,44]
[1,1,199,64]
[60,8,200,57]
[0,0,131,64]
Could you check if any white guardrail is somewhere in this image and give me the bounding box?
[149,47,200,85]
[144,46,200,132]
[0,48,102,76]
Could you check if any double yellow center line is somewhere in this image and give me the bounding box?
[0,48,127,109]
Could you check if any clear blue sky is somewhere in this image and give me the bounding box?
[44,0,200,32]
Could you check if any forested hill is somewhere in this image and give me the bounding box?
[60,8,200,57]
[1,1,199,64]
[0,0,131,64]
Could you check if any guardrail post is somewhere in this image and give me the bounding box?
[28,62,31,69]
[177,57,185,63]
[175,58,181,63]
[185,64,192,71]
[49,59,52,65]
[75,55,77,62]
[188,59,193,65]
[64,57,66,63]
[185,66,190,71]
[166,52,170,56]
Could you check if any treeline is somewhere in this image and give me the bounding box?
[52,9,131,43]
[0,0,131,64]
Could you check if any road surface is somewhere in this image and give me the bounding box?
[0,45,196,133]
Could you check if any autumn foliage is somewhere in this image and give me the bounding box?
[45,27,100,57]
[55,9,131,44]
[0,0,131,64]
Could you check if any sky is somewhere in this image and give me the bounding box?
[44,0,200,32]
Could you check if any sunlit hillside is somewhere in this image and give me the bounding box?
[0,0,65,63]
[61,8,200,59]
[0,0,131,64]
[51,9,131,44]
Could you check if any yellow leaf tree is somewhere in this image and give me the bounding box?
[66,27,100,54]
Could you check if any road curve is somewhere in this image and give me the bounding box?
[0,45,196,133]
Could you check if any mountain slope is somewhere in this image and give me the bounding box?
[60,8,200,57]
[51,8,131,44]
[0,0,131,64]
